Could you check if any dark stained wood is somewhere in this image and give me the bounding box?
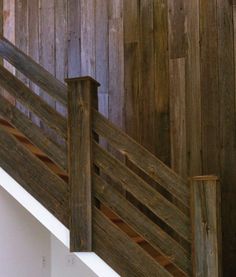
[93,173,191,275]
[93,110,189,206]
[200,0,220,175]
[93,142,190,242]
[0,126,69,225]
[168,0,187,59]
[185,0,202,177]
[0,95,67,171]
[191,176,222,277]
[217,1,236,275]
[0,36,67,105]
[169,58,187,178]
[93,207,172,277]
[67,77,99,252]
[153,0,170,165]
[0,64,67,139]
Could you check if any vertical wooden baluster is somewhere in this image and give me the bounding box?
[191,175,222,277]
[66,76,99,252]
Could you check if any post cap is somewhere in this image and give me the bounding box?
[65,76,100,87]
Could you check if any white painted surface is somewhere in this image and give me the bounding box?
[0,167,120,277]
[51,235,97,277]
[0,186,51,277]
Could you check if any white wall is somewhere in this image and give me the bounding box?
[0,186,98,277]
[0,186,51,277]
[51,235,97,277]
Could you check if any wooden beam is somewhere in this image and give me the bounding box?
[0,35,67,105]
[66,76,99,252]
[191,176,222,277]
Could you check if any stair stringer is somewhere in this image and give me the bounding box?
[0,167,120,277]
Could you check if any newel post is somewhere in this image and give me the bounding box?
[191,176,222,277]
[66,76,99,252]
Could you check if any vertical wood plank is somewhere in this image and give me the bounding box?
[185,0,202,177]
[124,0,140,142]
[95,0,109,119]
[168,0,187,59]
[218,1,236,275]
[81,0,96,77]
[67,0,81,78]
[169,58,187,177]
[66,76,99,252]
[108,0,124,129]
[55,0,67,117]
[139,0,155,153]
[28,0,40,125]
[200,0,220,174]
[3,0,15,104]
[191,176,222,277]
[153,0,170,164]
[15,0,29,115]
[39,0,56,108]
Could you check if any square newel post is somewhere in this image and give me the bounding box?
[66,76,99,252]
[191,175,222,277]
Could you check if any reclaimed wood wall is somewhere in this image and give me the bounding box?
[1,0,236,275]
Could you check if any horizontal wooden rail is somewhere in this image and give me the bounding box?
[191,176,222,277]
[93,110,189,207]
[0,65,67,139]
[93,207,172,277]
[93,173,191,275]
[0,126,69,226]
[93,142,191,242]
[0,36,67,105]
[0,95,67,171]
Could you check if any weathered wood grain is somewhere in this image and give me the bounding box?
[15,0,29,116]
[0,95,67,171]
[191,176,222,277]
[0,64,67,139]
[93,173,191,275]
[93,207,172,277]
[169,58,187,178]
[200,0,220,175]
[0,126,69,225]
[218,1,236,275]
[168,0,187,59]
[93,142,190,242]
[67,77,99,252]
[185,0,202,177]
[0,36,67,105]
[93,110,189,206]
[153,0,170,165]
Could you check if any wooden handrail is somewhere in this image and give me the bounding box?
[0,64,67,139]
[191,176,222,277]
[93,173,191,275]
[0,35,67,105]
[93,142,191,242]
[0,95,67,171]
[93,109,190,207]
[0,126,69,226]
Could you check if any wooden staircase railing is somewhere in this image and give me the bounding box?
[0,36,222,277]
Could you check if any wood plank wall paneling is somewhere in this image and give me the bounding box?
[2,1,236,274]
[218,0,236,274]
